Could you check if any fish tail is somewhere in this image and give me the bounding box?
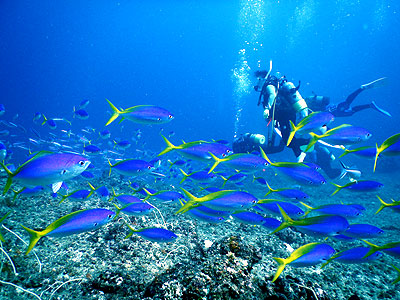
[122,219,136,239]
[21,225,44,255]
[88,182,96,192]
[158,135,177,156]
[58,193,69,204]
[112,203,122,218]
[272,257,287,282]
[330,182,343,196]
[391,265,400,285]
[179,169,188,184]
[286,120,297,146]
[142,188,154,201]
[220,175,228,187]
[11,187,25,202]
[375,195,388,215]
[105,99,122,126]
[299,201,313,216]
[320,257,333,269]
[338,145,350,158]
[373,143,380,172]
[0,162,14,195]
[361,239,380,259]
[269,205,291,235]
[259,147,273,165]
[305,132,321,152]
[108,159,113,177]
[41,114,48,126]
[208,152,222,174]
[176,188,199,214]
[110,187,118,202]
[0,211,11,242]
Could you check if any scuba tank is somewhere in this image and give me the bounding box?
[280,81,308,114]
[246,133,266,145]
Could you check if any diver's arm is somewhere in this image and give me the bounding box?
[263,85,277,120]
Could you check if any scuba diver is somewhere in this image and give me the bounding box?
[306,77,391,117]
[232,61,342,178]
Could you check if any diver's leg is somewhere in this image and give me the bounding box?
[350,104,371,113]
[344,88,363,106]
[315,145,342,179]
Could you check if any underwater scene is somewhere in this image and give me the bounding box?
[1,1,400,299]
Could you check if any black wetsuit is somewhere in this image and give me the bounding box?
[327,88,370,117]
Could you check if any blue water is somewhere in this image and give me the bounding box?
[1,0,399,157]
[1,1,400,298]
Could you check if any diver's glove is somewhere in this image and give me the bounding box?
[263,108,270,120]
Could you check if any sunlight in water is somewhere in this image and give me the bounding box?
[232,0,265,138]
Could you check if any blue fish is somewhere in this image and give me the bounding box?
[331,180,383,196]
[99,129,111,139]
[340,224,384,239]
[95,185,110,199]
[321,247,383,268]
[177,189,257,214]
[159,136,231,161]
[339,145,377,159]
[257,199,305,219]
[124,222,177,243]
[273,205,349,237]
[21,208,115,254]
[261,217,282,232]
[33,112,43,123]
[108,159,154,177]
[264,182,309,200]
[0,104,5,115]
[105,99,174,126]
[375,196,400,214]
[79,99,90,108]
[179,169,216,184]
[187,209,226,224]
[1,151,90,194]
[260,149,326,185]
[73,107,89,120]
[84,144,101,155]
[272,242,335,282]
[301,202,363,218]
[363,240,400,259]
[114,140,131,150]
[287,111,335,146]
[114,202,154,216]
[80,171,95,179]
[307,124,372,151]
[232,211,266,225]
[208,152,268,174]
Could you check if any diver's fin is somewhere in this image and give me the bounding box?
[360,77,387,90]
[371,101,392,117]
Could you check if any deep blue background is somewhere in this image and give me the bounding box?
[0,0,399,159]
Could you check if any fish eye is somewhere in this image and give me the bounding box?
[378,230,384,234]
[79,160,85,166]
[308,180,313,184]
[222,153,226,157]
[147,166,152,169]
[61,169,67,174]
[168,115,173,119]
[157,117,161,121]
[94,222,98,227]
[297,212,302,215]
[108,214,113,219]
[321,181,326,184]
